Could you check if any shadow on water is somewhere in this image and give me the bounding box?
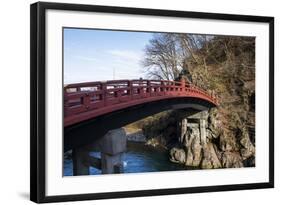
[64,141,191,176]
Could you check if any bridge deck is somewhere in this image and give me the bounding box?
[64,79,218,127]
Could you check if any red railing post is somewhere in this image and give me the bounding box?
[101,82,107,106]
[117,88,121,102]
[83,92,91,110]
[128,80,132,99]
[147,80,151,96]
[166,81,169,94]
[180,78,185,93]
[130,80,134,99]
[139,80,144,97]
[161,81,165,96]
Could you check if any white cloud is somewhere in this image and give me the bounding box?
[64,49,146,84]
[107,49,142,62]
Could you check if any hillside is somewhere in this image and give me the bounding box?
[125,35,256,169]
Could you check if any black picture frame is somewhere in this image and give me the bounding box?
[30,1,274,203]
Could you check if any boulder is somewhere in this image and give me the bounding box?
[169,147,186,164]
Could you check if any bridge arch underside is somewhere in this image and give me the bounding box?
[64,97,216,152]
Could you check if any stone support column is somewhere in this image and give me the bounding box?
[199,119,207,145]
[72,141,102,176]
[184,123,202,166]
[72,147,90,176]
[100,128,127,174]
[72,128,127,175]
[180,118,187,143]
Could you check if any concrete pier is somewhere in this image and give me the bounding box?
[199,118,207,145]
[180,118,187,143]
[72,128,126,175]
[100,128,127,174]
[72,147,90,175]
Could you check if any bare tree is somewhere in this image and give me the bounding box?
[142,33,212,81]
[142,33,184,80]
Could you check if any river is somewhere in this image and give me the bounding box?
[64,142,189,176]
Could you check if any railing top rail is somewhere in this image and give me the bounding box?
[105,80,131,84]
[65,81,103,89]
[64,79,218,104]
[65,79,182,89]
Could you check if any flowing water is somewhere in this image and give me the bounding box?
[64,142,188,176]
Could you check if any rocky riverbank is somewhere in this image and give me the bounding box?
[169,108,255,169]
[123,127,146,143]
[126,130,146,143]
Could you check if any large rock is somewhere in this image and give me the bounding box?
[221,151,243,168]
[208,108,221,137]
[219,131,237,152]
[201,142,222,169]
[239,126,255,160]
[184,124,202,167]
[169,147,186,164]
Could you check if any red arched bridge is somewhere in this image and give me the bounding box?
[64,79,218,127]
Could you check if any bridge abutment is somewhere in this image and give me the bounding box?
[180,110,208,141]
[179,110,209,167]
[177,109,222,168]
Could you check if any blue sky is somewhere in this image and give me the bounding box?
[63,28,153,84]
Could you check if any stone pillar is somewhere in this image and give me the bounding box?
[72,147,90,176]
[187,110,208,145]
[100,128,127,174]
[72,141,102,176]
[184,123,202,166]
[199,119,207,145]
[180,118,187,143]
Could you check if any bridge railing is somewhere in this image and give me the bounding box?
[64,79,218,117]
